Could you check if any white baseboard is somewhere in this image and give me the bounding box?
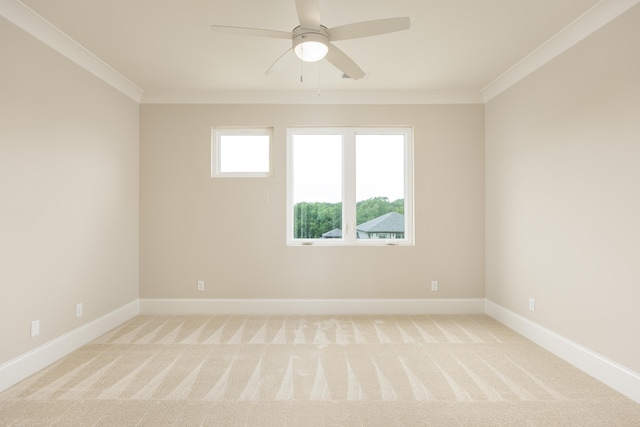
[485,299,640,404]
[139,298,486,316]
[0,299,139,393]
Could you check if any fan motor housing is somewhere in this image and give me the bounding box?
[292,26,330,62]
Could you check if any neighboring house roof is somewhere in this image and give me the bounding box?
[356,212,404,233]
[321,228,342,238]
[321,212,404,238]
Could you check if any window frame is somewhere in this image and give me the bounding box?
[211,127,272,178]
[286,127,414,246]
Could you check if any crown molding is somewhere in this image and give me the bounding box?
[0,0,143,102]
[5,0,637,106]
[140,89,483,105]
[481,0,640,102]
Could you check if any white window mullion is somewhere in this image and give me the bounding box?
[343,131,357,242]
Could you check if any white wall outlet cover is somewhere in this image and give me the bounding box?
[76,303,83,317]
[30,320,40,337]
[197,281,205,291]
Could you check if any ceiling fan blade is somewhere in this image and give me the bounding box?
[266,48,295,75]
[329,17,410,41]
[295,0,321,29]
[211,25,291,40]
[325,43,365,80]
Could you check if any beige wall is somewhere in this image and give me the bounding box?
[140,104,484,300]
[3,0,637,393]
[0,18,139,364]
[485,5,640,372]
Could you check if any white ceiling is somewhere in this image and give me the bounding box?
[5,0,635,103]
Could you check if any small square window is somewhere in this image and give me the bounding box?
[212,128,272,177]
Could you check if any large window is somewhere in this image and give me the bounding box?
[287,127,413,246]
[212,128,271,177]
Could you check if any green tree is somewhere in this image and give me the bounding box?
[293,197,403,238]
[356,197,404,224]
[294,202,341,238]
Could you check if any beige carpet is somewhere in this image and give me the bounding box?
[1,315,639,426]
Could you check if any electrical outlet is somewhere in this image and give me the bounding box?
[76,303,83,318]
[431,280,438,291]
[529,298,535,312]
[31,320,40,338]
[197,280,205,291]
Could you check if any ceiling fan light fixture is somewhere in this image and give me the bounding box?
[292,29,329,62]
[295,40,328,62]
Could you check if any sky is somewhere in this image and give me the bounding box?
[292,133,405,204]
[219,132,407,203]
[219,135,270,173]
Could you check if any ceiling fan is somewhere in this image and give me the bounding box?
[211,0,410,79]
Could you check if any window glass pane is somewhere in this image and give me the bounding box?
[286,127,412,246]
[355,134,405,239]
[219,134,269,173]
[292,134,342,239]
